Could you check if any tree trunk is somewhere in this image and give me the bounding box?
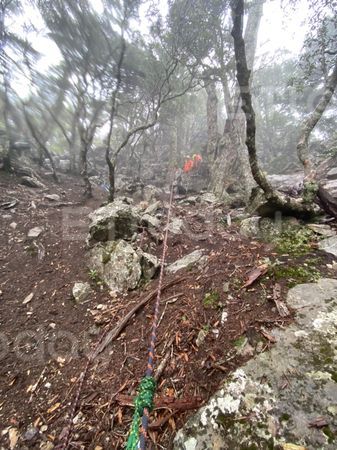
[209,0,264,201]
[107,158,115,202]
[297,60,337,177]
[80,143,92,199]
[23,107,59,182]
[230,0,319,217]
[205,81,219,159]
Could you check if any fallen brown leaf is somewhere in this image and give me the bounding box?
[243,264,269,289]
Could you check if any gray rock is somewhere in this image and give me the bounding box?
[239,216,281,240]
[9,222,17,230]
[179,196,198,205]
[174,278,337,450]
[141,213,161,229]
[143,185,163,202]
[200,193,218,204]
[138,251,160,279]
[322,180,337,196]
[21,176,46,189]
[88,200,140,244]
[319,236,337,257]
[167,250,205,273]
[307,223,336,237]
[268,173,304,194]
[22,425,38,441]
[144,200,163,216]
[88,324,101,336]
[326,168,337,180]
[168,217,185,235]
[44,194,61,202]
[27,226,43,239]
[89,240,142,293]
[196,329,208,347]
[72,282,92,304]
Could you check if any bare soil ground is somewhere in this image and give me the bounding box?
[0,172,335,450]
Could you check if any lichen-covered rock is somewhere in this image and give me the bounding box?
[199,192,218,204]
[174,278,337,449]
[138,250,160,279]
[240,216,281,240]
[72,282,92,304]
[89,240,142,293]
[167,250,206,273]
[88,200,140,244]
[167,217,185,235]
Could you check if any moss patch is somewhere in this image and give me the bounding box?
[274,227,316,256]
[271,264,320,288]
[203,291,221,309]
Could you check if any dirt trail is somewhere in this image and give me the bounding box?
[0,173,334,449]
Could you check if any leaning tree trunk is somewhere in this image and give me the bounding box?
[230,0,319,217]
[297,60,337,177]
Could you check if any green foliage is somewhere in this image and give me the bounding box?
[274,227,316,256]
[302,181,319,204]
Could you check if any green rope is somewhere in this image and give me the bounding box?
[126,376,156,450]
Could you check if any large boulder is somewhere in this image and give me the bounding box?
[88,240,142,293]
[88,200,141,244]
[174,279,337,449]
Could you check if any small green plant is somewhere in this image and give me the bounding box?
[24,243,38,256]
[203,291,221,309]
[88,269,102,284]
[302,181,319,204]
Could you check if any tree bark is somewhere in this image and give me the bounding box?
[205,80,219,159]
[297,59,337,176]
[79,142,92,198]
[230,0,319,217]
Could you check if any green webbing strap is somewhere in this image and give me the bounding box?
[125,376,156,450]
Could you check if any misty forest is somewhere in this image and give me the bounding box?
[1,0,337,449]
